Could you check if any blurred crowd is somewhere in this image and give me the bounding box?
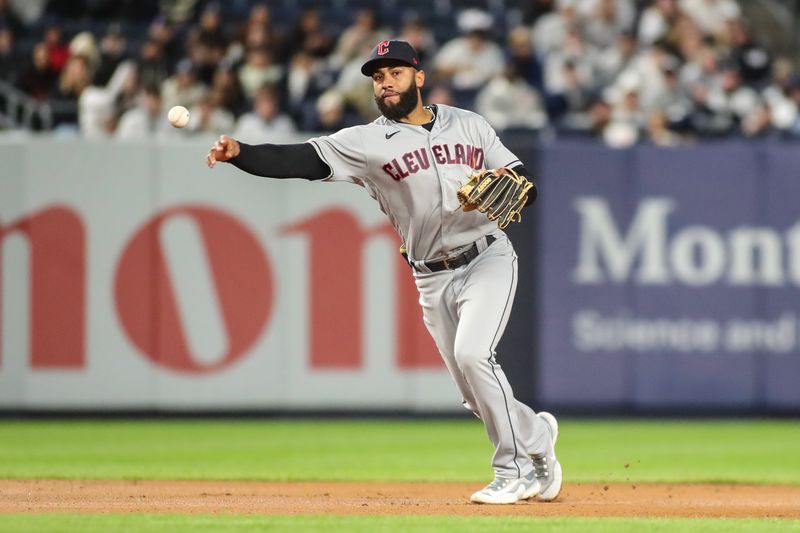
[0,0,798,146]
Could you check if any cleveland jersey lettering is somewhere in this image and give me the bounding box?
[381,144,484,181]
[308,105,520,261]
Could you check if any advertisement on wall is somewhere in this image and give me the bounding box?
[537,142,800,410]
[0,140,456,410]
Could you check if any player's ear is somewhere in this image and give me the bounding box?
[415,69,425,88]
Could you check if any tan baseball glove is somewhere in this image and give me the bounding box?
[457,167,534,229]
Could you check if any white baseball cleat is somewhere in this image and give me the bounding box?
[469,471,540,504]
[532,411,563,502]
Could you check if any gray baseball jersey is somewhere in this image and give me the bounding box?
[308,104,521,262]
[308,103,550,481]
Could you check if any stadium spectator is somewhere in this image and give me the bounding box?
[679,42,720,93]
[505,26,544,92]
[0,0,795,146]
[158,0,201,26]
[109,62,141,127]
[137,38,169,89]
[761,58,797,133]
[234,84,296,143]
[646,109,685,145]
[587,98,612,136]
[786,79,800,137]
[187,37,226,86]
[79,59,137,138]
[185,89,235,136]
[148,16,181,67]
[282,50,324,122]
[0,26,20,86]
[433,9,504,100]
[740,102,774,138]
[530,0,580,55]
[93,23,128,87]
[211,65,248,117]
[426,84,455,106]
[547,58,596,129]
[616,41,673,114]
[705,60,761,133]
[238,45,283,99]
[603,71,646,146]
[580,0,636,49]
[239,19,272,53]
[729,18,771,87]
[476,63,548,131]
[334,39,381,122]
[6,0,44,27]
[115,83,167,140]
[17,42,57,101]
[161,58,207,111]
[231,4,282,65]
[42,24,69,73]
[303,89,354,132]
[283,8,334,60]
[685,54,740,137]
[187,2,229,51]
[69,31,101,78]
[329,8,388,70]
[594,30,637,87]
[51,55,93,128]
[651,55,693,130]
[0,0,24,37]
[543,25,596,102]
[397,18,437,65]
[637,0,685,47]
[678,0,740,40]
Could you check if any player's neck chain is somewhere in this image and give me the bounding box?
[422,107,435,125]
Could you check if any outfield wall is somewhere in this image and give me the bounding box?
[0,137,798,412]
[0,137,457,411]
[535,141,800,413]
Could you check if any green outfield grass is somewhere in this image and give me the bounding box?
[1,419,798,532]
[0,419,798,484]
[1,514,799,533]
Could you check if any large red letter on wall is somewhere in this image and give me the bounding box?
[0,205,86,368]
[114,206,273,373]
[284,208,440,370]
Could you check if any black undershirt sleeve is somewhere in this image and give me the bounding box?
[227,142,331,181]
[510,164,538,207]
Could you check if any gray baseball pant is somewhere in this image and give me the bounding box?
[414,233,549,479]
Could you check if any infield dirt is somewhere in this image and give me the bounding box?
[1,480,798,518]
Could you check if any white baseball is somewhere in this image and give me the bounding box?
[168,105,190,128]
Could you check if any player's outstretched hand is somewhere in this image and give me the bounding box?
[206,135,240,168]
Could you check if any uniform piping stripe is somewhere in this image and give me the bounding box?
[487,256,520,478]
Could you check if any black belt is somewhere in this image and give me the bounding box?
[405,235,496,273]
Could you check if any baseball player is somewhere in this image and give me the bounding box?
[207,40,562,505]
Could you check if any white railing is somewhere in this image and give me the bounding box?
[0,81,53,130]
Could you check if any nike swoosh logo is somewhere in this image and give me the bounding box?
[385,130,399,139]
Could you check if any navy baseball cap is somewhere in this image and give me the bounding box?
[361,40,421,76]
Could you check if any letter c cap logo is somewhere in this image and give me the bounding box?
[377,40,390,56]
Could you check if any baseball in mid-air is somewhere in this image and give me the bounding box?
[167,105,190,128]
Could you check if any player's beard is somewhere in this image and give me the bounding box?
[375,83,419,121]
